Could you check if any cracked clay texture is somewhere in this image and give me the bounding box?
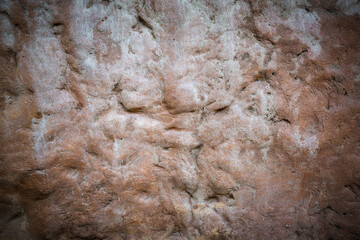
[0,0,360,239]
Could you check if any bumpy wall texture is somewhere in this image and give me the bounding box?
[1,0,360,239]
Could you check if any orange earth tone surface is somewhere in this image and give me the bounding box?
[0,0,359,239]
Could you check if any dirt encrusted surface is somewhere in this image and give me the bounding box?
[0,0,360,239]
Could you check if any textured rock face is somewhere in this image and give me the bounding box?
[0,0,360,239]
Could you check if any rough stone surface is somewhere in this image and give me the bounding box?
[0,0,360,239]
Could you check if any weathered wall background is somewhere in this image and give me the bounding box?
[0,0,359,239]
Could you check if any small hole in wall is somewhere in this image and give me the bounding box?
[48,135,54,141]
[28,88,34,94]
[247,106,256,114]
[112,82,119,91]
[242,53,249,60]
[229,192,235,199]
[35,112,42,118]
[52,22,63,27]
[76,103,83,110]
[294,76,302,83]
[102,0,110,6]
